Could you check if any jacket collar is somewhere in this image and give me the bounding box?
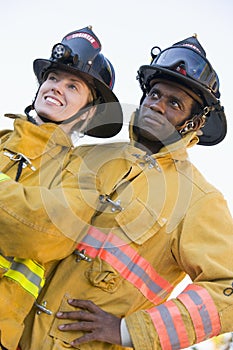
[128,111,199,161]
[3,114,73,159]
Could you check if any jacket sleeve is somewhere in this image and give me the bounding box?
[125,191,233,350]
[0,158,100,263]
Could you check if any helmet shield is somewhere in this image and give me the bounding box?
[33,26,123,138]
[137,35,227,145]
[151,47,219,97]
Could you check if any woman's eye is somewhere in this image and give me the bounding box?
[69,84,77,90]
[48,75,57,81]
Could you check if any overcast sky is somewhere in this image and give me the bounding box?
[0,0,232,215]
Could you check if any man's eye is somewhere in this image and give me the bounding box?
[149,90,159,98]
[171,100,180,108]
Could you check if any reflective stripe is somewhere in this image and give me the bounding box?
[146,300,190,350]
[0,172,10,182]
[0,255,12,269]
[3,258,45,298]
[177,285,221,342]
[77,227,173,303]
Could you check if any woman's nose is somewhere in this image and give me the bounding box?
[51,81,64,94]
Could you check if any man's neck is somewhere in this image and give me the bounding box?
[135,131,182,155]
[135,138,163,155]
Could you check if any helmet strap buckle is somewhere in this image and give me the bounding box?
[177,108,209,136]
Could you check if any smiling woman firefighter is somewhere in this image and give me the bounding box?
[0,26,122,350]
[19,35,233,350]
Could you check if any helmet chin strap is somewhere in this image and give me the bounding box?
[40,101,94,125]
[176,106,214,136]
[25,97,101,126]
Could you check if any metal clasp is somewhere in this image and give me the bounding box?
[143,154,161,171]
[132,153,161,171]
[4,151,36,171]
[99,194,124,212]
[34,301,53,315]
[74,249,92,262]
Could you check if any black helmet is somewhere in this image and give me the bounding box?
[137,35,227,146]
[33,26,123,138]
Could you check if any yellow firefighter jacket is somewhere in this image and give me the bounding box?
[19,122,233,350]
[0,114,101,350]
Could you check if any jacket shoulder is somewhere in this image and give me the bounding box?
[74,142,129,158]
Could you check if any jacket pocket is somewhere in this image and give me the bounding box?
[49,293,82,347]
[115,197,167,245]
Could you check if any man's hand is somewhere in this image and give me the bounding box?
[56,299,122,347]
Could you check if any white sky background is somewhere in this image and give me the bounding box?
[0,0,232,218]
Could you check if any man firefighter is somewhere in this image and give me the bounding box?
[0,26,122,350]
[19,35,233,350]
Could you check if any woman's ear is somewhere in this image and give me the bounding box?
[80,105,97,123]
[66,105,97,134]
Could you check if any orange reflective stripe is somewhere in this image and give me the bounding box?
[77,226,173,303]
[177,285,221,342]
[146,300,190,350]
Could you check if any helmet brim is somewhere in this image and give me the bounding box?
[33,59,123,138]
[139,64,227,146]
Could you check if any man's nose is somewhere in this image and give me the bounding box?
[149,99,165,114]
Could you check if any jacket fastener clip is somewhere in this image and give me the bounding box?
[74,249,92,262]
[99,194,124,212]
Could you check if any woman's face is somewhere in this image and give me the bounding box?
[34,70,92,123]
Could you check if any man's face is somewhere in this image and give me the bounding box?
[137,81,194,143]
[34,70,92,123]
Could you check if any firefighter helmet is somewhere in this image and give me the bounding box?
[137,35,226,145]
[33,26,122,138]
